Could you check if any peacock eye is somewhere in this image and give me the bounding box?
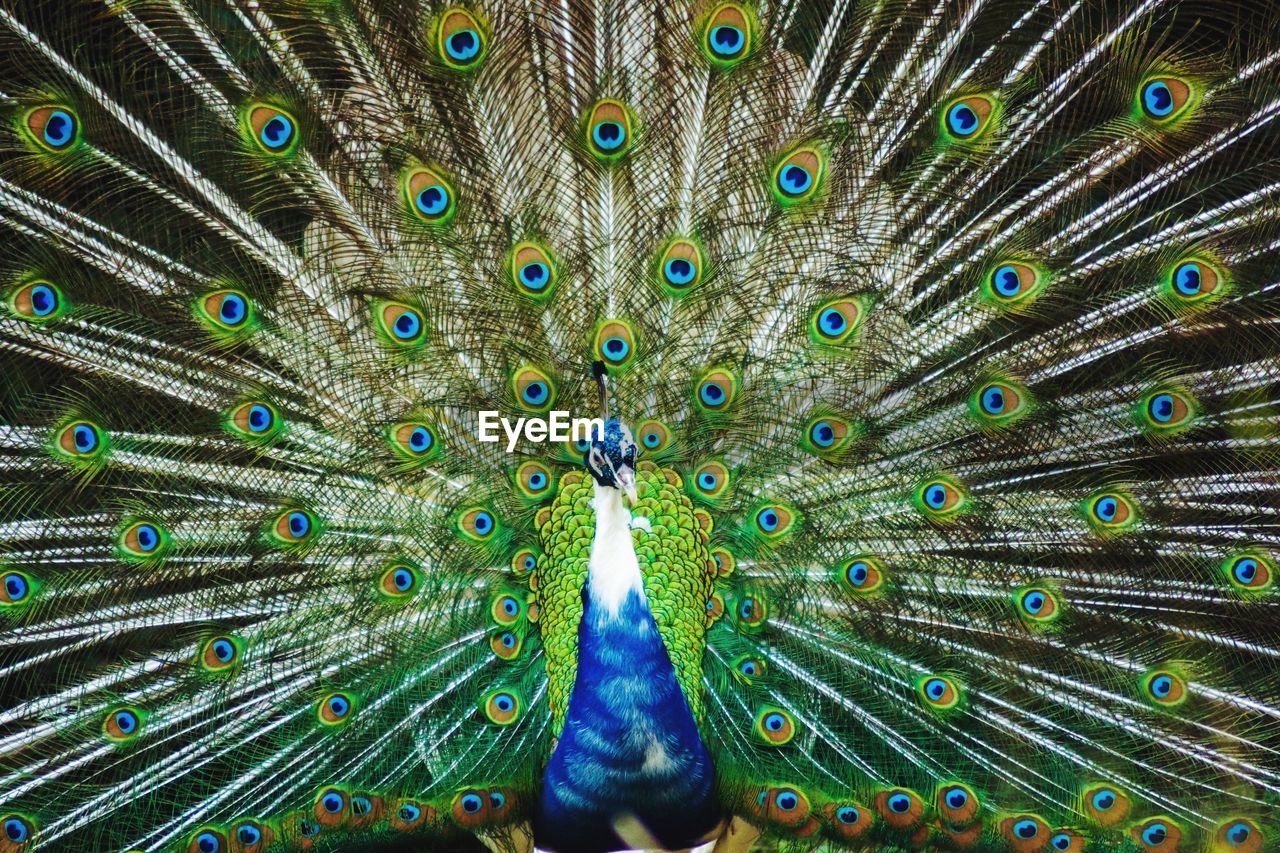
[318,693,354,725]
[201,635,240,671]
[973,380,1028,425]
[246,104,298,154]
[1050,832,1072,850]
[492,593,523,624]
[945,787,967,808]
[405,168,456,223]
[1013,819,1040,839]
[234,823,263,846]
[595,321,636,367]
[320,789,347,814]
[438,9,486,68]
[1139,77,1192,121]
[199,289,252,332]
[810,296,867,345]
[103,706,143,741]
[459,507,496,540]
[658,239,703,293]
[916,477,966,518]
[10,280,64,321]
[835,805,858,823]
[1016,586,1059,622]
[193,829,225,852]
[985,261,1046,307]
[26,105,80,151]
[918,675,960,709]
[490,629,522,659]
[398,803,422,822]
[1220,820,1256,847]
[3,815,33,844]
[734,592,767,629]
[841,556,884,593]
[1165,257,1224,306]
[942,95,996,140]
[1,571,34,606]
[374,302,427,346]
[754,708,795,745]
[513,367,555,410]
[805,413,853,454]
[735,657,765,679]
[703,4,751,64]
[228,401,282,440]
[775,790,798,810]
[120,520,168,560]
[512,549,537,575]
[693,461,729,499]
[636,420,670,452]
[753,504,794,538]
[508,242,557,297]
[483,689,521,724]
[387,421,439,462]
[1137,388,1195,434]
[888,794,910,813]
[1143,670,1186,705]
[1140,820,1170,845]
[1224,552,1273,591]
[586,100,632,159]
[1084,490,1136,532]
[696,369,737,411]
[380,563,420,598]
[773,146,824,203]
[516,461,552,498]
[273,509,316,545]
[460,792,484,814]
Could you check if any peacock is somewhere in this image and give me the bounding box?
[1,0,1279,850]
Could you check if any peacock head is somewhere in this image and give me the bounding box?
[583,418,637,502]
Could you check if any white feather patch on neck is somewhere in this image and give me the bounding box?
[587,483,646,617]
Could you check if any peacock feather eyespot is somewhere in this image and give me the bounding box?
[754,707,796,745]
[243,103,299,155]
[511,548,538,577]
[1222,550,1274,593]
[691,461,729,501]
[1082,489,1138,534]
[803,414,853,456]
[1216,818,1262,851]
[0,570,38,608]
[840,555,885,594]
[386,421,441,463]
[1001,814,1050,847]
[772,145,826,205]
[917,674,961,710]
[594,320,636,368]
[436,8,487,70]
[374,301,428,347]
[491,592,524,625]
[314,786,350,826]
[8,280,66,322]
[874,788,923,829]
[2,814,35,847]
[1132,816,1182,851]
[229,819,271,851]
[1081,782,1131,826]
[705,593,724,625]
[824,801,872,839]
[657,238,704,295]
[809,296,869,346]
[403,167,457,224]
[941,94,998,142]
[732,655,766,683]
[513,366,555,411]
[188,827,227,853]
[1135,387,1196,435]
[1162,256,1227,309]
[734,591,767,631]
[1141,668,1187,707]
[379,562,421,599]
[971,378,1031,427]
[508,241,558,297]
[914,475,969,520]
[348,793,383,828]
[1014,585,1061,625]
[711,547,735,577]
[102,705,145,742]
[981,261,1048,309]
[225,400,283,442]
[390,799,429,832]
[489,627,523,660]
[117,519,170,563]
[515,461,553,500]
[451,788,513,827]
[1137,76,1194,123]
[24,104,80,152]
[482,689,522,725]
[584,99,633,161]
[459,507,498,540]
[754,785,811,828]
[199,635,243,672]
[635,419,672,453]
[52,419,108,463]
[695,368,738,412]
[936,782,979,824]
[701,3,753,67]
[752,503,795,540]
[317,692,355,726]
[1049,829,1084,852]
[270,508,318,547]
[195,288,255,339]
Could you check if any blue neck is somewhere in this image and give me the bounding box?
[535,487,721,852]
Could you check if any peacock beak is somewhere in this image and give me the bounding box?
[616,466,638,504]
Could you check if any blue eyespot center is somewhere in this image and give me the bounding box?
[196,831,220,853]
[447,29,480,61]
[946,788,968,808]
[835,805,858,824]
[775,791,798,811]
[399,804,421,821]
[1092,790,1116,810]
[212,639,235,661]
[393,569,414,591]
[490,792,506,809]
[1143,81,1174,117]
[4,573,29,601]
[115,710,137,733]
[247,404,272,433]
[473,511,493,534]
[924,484,946,509]
[73,424,99,453]
[522,382,547,404]
[888,793,910,813]
[947,103,979,136]
[763,712,785,731]
[219,293,246,324]
[603,336,629,360]
[981,386,1005,414]
[1149,393,1175,422]
[501,596,519,616]
[461,793,483,813]
[409,426,432,453]
[236,825,261,844]
[1227,823,1251,845]
[664,257,695,285]
[134,524,158,551]
[1023,591,1045,614]
[1233,558,1258,583]
[1094,497,1117,522]
[392,309,422,339]
[592,120,626,151]
[4,818,29,842]
[30,284,57,316]
[847,561,869,585]
[1014,819,1039,839]
[351,797,371,816]
[415,185,450,217]
[494,693,514,712]
[758,509,779,531]
[700,382,725,405]
[1150,675,1172,698]
[323,793,344,813]
[698,472,718,490]
[523,555,536,571]
[925,678,947,699]
[519,262,549,289]
[739,661,757,675]
[260,115,293,149]
[288,511,311,538]
[1051,833,1071,850]
[709,25,744,56]
[993,265,1021,296]
[811,420,836,447]
[328,695,350,716]
[1142,822,1168,844]
[643,432,660,447]
[778,164,812,195]
[44,108,76,147]
[1174,262,1202,295]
